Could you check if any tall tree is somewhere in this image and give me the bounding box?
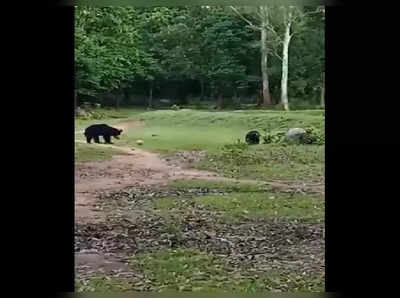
[230,6,275,106]
[75,6,143,103]
[268,5,325,110]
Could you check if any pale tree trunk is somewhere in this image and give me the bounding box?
[320,72,325,108]
[260,6,272,106]
[230,5,272,106]
[280,18,292,111]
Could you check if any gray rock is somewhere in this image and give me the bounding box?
[285,128,306,143]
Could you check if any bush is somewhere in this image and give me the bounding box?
[262,130,286,144]
[262,126,324,145]
[301,126,325,145]
[220,141,249,165]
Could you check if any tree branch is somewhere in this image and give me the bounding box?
[271,50,283,61]
[229,6,261,31]
[265,22,280,40]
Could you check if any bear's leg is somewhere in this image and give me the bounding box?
[86,136,92,144]
[94,136,101,143]
[104,135,113,144]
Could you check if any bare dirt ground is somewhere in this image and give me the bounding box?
[75,143,224,224]
[75,120,324,285]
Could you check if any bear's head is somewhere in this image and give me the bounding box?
[112,128,123,139]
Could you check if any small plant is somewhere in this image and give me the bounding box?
[219,141,249,167]
[221,141,249,154]
[171,104,180,111]
[262,126,324,145]
[301,126,325,145]
[262,130,286,144]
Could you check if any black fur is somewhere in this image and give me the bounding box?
[84,124,123,144]
[245,130,261,145]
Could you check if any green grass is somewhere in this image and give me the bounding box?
[129,249,323,292]
[118,126,249,153]
[75,142,130,162]
[115,109,324,153]
[136,109,324,130]
[194,193,324,223]
[75,108,324,182]
[77,249,324,292]
[196,144,324,181]
[167,179,267,193]
[76,276,134,292]
[154,192,324,223]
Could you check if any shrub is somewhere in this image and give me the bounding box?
[262,126,324,145]
[262,130,286,144]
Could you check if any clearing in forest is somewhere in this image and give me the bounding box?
[75,108,325,292]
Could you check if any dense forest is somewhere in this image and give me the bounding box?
[75,6,324,110]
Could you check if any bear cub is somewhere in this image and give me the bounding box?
[245,130,261,145]
[84,124,123,144]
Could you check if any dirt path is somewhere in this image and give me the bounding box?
[75,144,225,224]
[76,139,323,224]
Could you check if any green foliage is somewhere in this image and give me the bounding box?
[262,125,324,145]
[300,126,325,145]
[262,130,286,144]
[75,6,324,107]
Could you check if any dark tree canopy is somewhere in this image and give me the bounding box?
[75,6,324,109]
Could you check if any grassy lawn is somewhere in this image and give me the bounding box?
[75,108,324,182]
[77,249,324,292]
[116,109,324,153]
[195,144,324,181]
[75,142,130,162]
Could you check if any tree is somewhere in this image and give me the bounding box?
[75,6,144,106]
[230,6,276,106]
[135,7,189,107]
[75,6,324,109]
[267,5,325,110]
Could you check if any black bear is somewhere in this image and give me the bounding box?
[84,124,123,144]
[245,130,261,145]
